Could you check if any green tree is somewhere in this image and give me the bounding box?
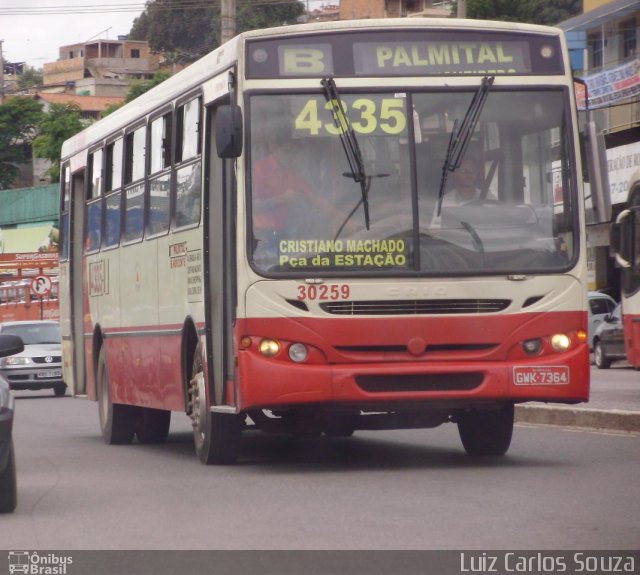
[129,0,304,62]
[33,103,83,182]
[0,97,44,189]
[454,0,581,25]
[130,0,214,57]
[17,67,43,91]
[101,70,172,118]
[125,70,172,103]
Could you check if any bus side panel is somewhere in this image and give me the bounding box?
[104,329,184,411]
[156,229,204,412]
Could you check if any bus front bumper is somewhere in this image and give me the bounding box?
[235,344,590,412]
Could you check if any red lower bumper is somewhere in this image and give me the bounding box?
[236,342,589,411]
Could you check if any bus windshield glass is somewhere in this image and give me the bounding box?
[248,87,575,276]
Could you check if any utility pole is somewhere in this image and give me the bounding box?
[221,0,236,44]
[457,0,467,18]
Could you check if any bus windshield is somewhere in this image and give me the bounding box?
[248,87,575,276]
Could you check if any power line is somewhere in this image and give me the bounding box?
[0,0,306,16]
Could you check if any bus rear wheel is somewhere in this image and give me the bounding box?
[457,404,514,456]
[97,347,137,445]
[188,346,240,464]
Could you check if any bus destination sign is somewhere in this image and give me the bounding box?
[353,40,529,75]
[247,30,563,78]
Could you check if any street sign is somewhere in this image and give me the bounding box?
[31,275,52,297]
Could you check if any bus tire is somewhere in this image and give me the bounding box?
[457,404,514,457]
[97,347,137,445]
[135,407,171,444]
[189,346,240,464]
[0,440,17,513]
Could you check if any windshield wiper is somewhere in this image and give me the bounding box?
[436,75,494,216]
[321,77,371,230]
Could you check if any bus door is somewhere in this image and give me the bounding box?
[60,164,88,396]
[204,96,237,407]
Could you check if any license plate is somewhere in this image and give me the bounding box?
[513,366,569,386]
[36,369,62,379]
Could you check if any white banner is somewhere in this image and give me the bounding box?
[577,58,640,110]
[606,141,640,205]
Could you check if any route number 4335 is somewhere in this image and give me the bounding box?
[294,97,407,136]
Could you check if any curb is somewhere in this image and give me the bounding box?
[515,404,640,433]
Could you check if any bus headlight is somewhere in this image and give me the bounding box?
[550,333,571,352]
[288,343,308,363]
[258,339,280,357]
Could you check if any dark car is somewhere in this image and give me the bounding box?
[592,304,626,369]
[0,333,24,513]
[0,321,66,396]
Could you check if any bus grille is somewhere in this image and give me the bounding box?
[319,299,510,315]
[356,373,483,393]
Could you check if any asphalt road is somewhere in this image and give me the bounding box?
[4,385,639,552]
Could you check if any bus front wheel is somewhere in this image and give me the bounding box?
[188,346,240,464]
[97,347,137,445]
[457,404,514,456]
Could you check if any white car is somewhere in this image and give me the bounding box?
[588,291,617,351]
[0,321,66,397]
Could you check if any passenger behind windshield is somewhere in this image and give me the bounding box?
[251,133,354,266]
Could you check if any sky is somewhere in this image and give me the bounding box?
[1,0,331,69]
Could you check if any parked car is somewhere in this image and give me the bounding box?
[592,304,626,369]
[588,291,617,350]
[0,333,24,513]
[0,321,66,396]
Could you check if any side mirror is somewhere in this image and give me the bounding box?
[610,209,632,268]
[0,334,24,358]
[215,105,243,159]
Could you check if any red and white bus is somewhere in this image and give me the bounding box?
[59,18,609,463]
[610,169,640,366]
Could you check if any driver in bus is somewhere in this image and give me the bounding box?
[432,155,486,228]
[441,158,484,209]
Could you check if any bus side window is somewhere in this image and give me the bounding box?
[147,112,172,237]
[85,149,103,252]
[103,138,123,248]
[104,192,121,248]
[174,97,202,229]
[123,126,146,243]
